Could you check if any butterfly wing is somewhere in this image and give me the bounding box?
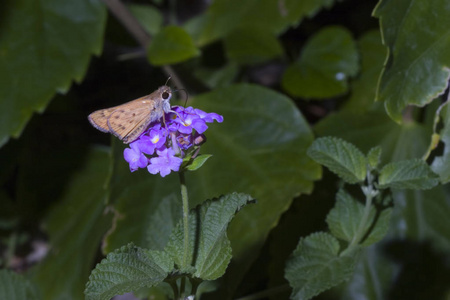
[107,103,155,144]
[88,89,170,144]
[88,106,117,133]
[88,95,158,144]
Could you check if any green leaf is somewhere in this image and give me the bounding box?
[104,150,180,253]
[367,146,382,170]
[378,159,439,190]
[236,0,338,35]
[30,147,113,300]
[183,0,257,46]
[343,30,386,112]
[165,193,254,280]
[314,111,430,165]
[128,4,163,36]
[282,26,359,99]
[285,232,360,300]
[194,63,239,89]
[373,0,450,121]
[145,194,182,251]
[185,154,212,171]
[147,26,200,65]
[224,27,283,65]
[326,190,392,247]
[85,243,173,300]
[0,270,39,300]
[393,187,450,251]
[327,190,371,243]
[184,0,338,46]
[361,206,392,247]
[189,84,320,290]
[0,0,106,147]
[308,137,367,183]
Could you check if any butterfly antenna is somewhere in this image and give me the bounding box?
[165,76,172,86]
[174,88,189,108]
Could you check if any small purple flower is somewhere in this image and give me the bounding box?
[138,124,167,155]
[122,105,223,177]
[194,108,224,123]
[124,141,149,172]
[177,133,193,150]
[172,107,215,134]
[147,148,183,177]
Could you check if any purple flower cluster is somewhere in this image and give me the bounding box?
[124,106,223,177]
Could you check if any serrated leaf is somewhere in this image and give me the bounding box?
[165,193,254,280]
[282,26,359,99]
[147,26,200,65]
[30,147,113,300]
[224,27,283,65]
[373,0,450,121]
[308,137,366,183]
[378,159,439,190]
[326,190,373,243]
[128,4,163,36]
[85,243,173,300]
[367,146,382,170]
[186,154,212,171]
[0,270,39,300]
[0,0,106,147]
[326,190,392,247]
[285,232,360,300]
[314,111,430,166]
[361,206,392,247]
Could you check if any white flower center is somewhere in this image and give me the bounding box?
[151,135,160,144]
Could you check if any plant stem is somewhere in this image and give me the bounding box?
[348,171,377,249]
[101,0,185,90]
[167,279,179,300]
[189,278,201,297]
[180,276,186,299]
[179,171,189,268]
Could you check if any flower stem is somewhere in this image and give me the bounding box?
[180,277,186,299]
[348,171,377,250]
[179,171,189,268]
[167,279,179,300]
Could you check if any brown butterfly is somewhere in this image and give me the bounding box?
[88,85,172,144]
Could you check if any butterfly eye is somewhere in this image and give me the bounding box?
[162,91,170,99]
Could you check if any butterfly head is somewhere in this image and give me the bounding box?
[159,85,172,114]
